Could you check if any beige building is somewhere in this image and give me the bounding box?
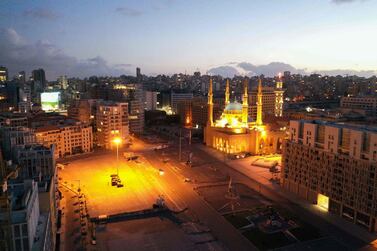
[249,76,284,120]
[35,120,93,158]
[282,120,377,232]
[96,101,129,149]
[204,78,285,155]
[340,96,377,117]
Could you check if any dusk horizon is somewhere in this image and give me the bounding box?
[1,0,377,79]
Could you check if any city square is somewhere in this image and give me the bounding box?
[1,1,377,250]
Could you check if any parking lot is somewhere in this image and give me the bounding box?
[59,150,173,217]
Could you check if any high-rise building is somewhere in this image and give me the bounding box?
[18,83,32,113]
[249,76,285,120]
[35,120,93,158]
[282,120,377,232]
[0,127,36,160]
[58,75,68,90]
[0,179,40,251]
[0,66,8,82]
[128,84,144,133]
[68,99,91,123]
[171,92,193,114]
[340,96,377,117]
[136,67,141,82]
[31,69,46,95]
[144,91,159,111]
[96,101,129,149]
[13,144,55,180]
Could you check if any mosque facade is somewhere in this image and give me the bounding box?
[204,77,286,155]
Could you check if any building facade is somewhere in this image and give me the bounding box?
[0,113,28,128]
[6,180,40,251]
[0,127,36,160]
[144,91,159,111]
[171,92,193,114]
[13,144,55,180]
[68,99,91,123]
[249,76,285,120]
[340,96,377,117]
[96,101,129,149]
[0,66,8,82]
[282,120,377,232]
[130,84,144,134]
[204,78,285,155]
[35,121,93,158]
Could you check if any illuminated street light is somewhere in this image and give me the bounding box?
[113,137,122,175]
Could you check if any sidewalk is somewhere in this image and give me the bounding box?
[197,145,377,245]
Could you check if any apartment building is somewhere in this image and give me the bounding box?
[96,101,129,149]
[340,96,377,117]
[171,92,193,114]
[0,113,28,128]
[67,99,91,123]
[1,180,40,251]
[35,120,93,158]
[13,144,55,180]
[249,87,284,120]
[144,91,159,111]
[282,120,377,232]
[0,127,36,160]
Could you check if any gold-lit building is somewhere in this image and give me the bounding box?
[204,78,285,155]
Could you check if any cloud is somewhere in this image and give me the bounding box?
[208,66,240,78]
[331,0,366,4]
[115,63,133,68]
[23,8,60,20]
[0,28,131,80]
[208,62,376,77]
[115,7,143,17]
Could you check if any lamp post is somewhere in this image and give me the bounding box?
[113,137,121,176]
[74,179,81,193]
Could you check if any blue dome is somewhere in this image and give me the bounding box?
[224,102,242,111]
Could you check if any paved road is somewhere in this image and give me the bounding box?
[143,150,258,251]
[174,142,369,250]
[59,137,257,251]
[59,185,85,251]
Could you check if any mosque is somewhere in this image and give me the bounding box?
[204,77,286,155]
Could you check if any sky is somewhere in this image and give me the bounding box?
[1,0,377,80]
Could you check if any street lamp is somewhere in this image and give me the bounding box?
[113,137,122,175]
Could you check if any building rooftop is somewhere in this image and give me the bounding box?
[298,119,377,133]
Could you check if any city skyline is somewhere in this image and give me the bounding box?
[1,0,377,79]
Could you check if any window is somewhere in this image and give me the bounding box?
[14,225,20,237]
[22,224,28,236]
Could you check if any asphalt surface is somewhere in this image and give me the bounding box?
[58,137,257,251]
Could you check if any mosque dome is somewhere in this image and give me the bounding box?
[224,102,242,112]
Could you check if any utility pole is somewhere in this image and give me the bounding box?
[189,128,192,145]
[179,128,182,162]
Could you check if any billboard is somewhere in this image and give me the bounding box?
[41,92,60,111]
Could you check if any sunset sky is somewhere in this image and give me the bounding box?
[1,0,376,79]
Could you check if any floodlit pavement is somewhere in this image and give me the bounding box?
[58,138,257,251]
[59,152,179,217]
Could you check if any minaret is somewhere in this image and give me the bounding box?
[242,78,248,125]
[225,79,230,105]
[207,77,214,126]
[256,78,263,126]
[274,73,284,117]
